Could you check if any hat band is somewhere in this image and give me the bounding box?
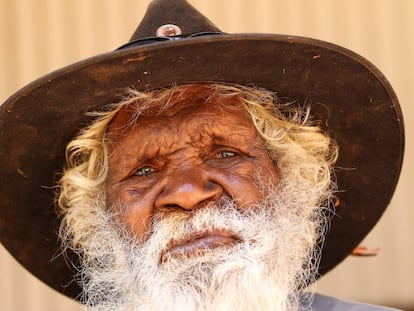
[117,31,224,50]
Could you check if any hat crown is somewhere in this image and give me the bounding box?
[130,0,221,40]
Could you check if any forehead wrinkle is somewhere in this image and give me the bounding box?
[108,99,262,163]
[176,109,261,151]
[126,120,189,160]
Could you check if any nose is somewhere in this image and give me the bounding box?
[155,167,223,211]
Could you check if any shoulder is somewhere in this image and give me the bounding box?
[302,293,401,311]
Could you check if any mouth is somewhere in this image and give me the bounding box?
[161,229,241,262]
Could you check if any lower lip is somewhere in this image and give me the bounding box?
[162,232,239,261]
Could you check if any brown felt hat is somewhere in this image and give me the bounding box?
[0,0,404,300]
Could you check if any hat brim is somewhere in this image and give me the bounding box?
[0,34,404,299]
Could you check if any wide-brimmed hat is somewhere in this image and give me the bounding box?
[0,0,404,300]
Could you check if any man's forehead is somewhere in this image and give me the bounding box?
[107,86,248,135]
[104,89,269,183]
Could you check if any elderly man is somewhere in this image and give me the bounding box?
[0,0,404,310]
[58,83,337,310]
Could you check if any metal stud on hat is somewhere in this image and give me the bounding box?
[156,24,182,37]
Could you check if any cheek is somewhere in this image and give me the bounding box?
[226,161,279,208]
[123,203,153,242]
[228,176,265,208]
[107,188,155,242]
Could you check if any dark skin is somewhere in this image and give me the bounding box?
[105,96,279,255]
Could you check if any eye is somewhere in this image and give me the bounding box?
[218,150,237,159]
[134,166,154,177]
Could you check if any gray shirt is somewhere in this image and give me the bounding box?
[305,293,401,311]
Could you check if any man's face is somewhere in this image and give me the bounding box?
[105,96,280,249]
[74,87,326,310]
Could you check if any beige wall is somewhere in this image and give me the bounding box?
[0,0,413,310]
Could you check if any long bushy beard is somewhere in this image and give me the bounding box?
[77,177,328,311]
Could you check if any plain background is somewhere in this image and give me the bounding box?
[0,0,413,310]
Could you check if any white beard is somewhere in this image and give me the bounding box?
[78,177,327,311]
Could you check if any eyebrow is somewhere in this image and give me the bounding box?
[211,129,258,144]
